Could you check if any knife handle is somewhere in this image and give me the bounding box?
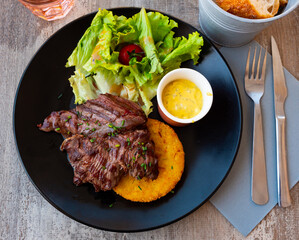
[251,102,269,205]
[276,116,292,207]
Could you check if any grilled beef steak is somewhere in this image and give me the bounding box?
[60,128,157,191]
[38,94,146,139]
[38,93,158,191]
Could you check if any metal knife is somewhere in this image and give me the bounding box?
[271,36,292,207]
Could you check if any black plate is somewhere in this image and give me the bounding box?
[13,8,242,232]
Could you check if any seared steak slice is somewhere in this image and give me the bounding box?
[60,128,158,191]
[38,93,146,138]
[60,135,123,191]
[38,93,158,191]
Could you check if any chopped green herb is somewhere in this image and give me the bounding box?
[85,127,89,130]
[82,118,87,121]
[98,123,101,126]
[138,154,141,158]
[90,138,95,143]
[142,146,147,151]
[92,128,96,132]
[171,190,174,194]
[86,122,89,126]
[115,144,120,148]
[138,142,141,145]
[102,166,106,170]
[95,120,99,124]
[137,176,141,180]
[108,133,111,136]
[55,128,60,131]
[141,163,147,170]
[141,142,144,145]
[127,164,130,167]
[149,162,151,167]
[113,123,121,130]
[138,186,142,191]
[171,166,173,169]
[121,120,125,126]
[132,156,136,160]
[109,203,113,208]
[64,115,71,121]
[126,138,131,146]
[77,123,83,126]
[67,131,71,135]
[111,132,115,137]
[108,123,113,128]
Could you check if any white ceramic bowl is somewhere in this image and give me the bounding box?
[157,68,213,127]
[199,0,299,47]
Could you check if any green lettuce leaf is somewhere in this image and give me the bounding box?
[162,32,204,66]
[157,31,175,62]
[147,11,178,42]
[93,68,140,103]
[83,24,114,73]
[133,8,163,74]
[66,9,115,68]
[113,16,139,45]
[93,67,124,93]
[68,70,98,104]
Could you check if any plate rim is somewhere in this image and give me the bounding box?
[13,7,243,233]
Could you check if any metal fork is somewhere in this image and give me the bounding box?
[244,46,269,205]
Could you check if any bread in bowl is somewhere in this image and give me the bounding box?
[215,0,281,19]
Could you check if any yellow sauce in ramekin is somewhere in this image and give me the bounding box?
[162,79,203,119]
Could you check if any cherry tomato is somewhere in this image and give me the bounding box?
[118,44,145,65]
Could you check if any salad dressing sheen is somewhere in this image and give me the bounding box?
[162,79,203,119]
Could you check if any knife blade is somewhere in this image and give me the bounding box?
[271,36,292,207]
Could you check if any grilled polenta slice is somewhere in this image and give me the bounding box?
[215,0,280,19]
[113,118,184,202]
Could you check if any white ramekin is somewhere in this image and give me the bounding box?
[157,68,213,127]
[198,0,299,47]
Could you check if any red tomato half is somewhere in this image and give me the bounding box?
[118,44,145,65]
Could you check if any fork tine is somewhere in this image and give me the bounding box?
[251,46,257,79]
[256,47,262,79]
[245,47,251,79]
[260,48,267,81]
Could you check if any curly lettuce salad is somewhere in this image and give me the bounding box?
[66,8,204,115]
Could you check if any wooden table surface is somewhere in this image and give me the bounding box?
[1,1,298,239]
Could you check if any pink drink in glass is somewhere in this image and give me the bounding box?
[18,0,74,21]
